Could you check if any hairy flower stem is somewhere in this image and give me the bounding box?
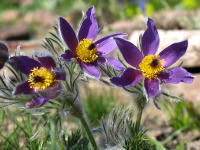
[135,108,143,133]
[80,115,98,150]
[134,96,146,133]
[68,95,97,149]
[69,95,98,149]
[66,77,97,149]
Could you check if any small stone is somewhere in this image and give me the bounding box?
[0,10,19,22]
[104,16,145,34]
[23,10,57,27]
[0,23,30,41]
[187,140,200,150]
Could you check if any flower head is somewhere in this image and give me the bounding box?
[28,66,57,91]
[59,6,126,79]
[111,18,194,98]
[10,55,66,108]
[139,55,165,79]
[76,39,98,63]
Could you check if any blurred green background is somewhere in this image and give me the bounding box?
[1,0,200,19]
[1,0,200,41]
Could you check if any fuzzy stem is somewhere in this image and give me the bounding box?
[134,96,146,133]
[80,116,98,150]
[66,78,97,149]
[135,108,143,133]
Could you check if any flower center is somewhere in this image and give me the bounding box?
[28,67,56,91]
[76,39,98,63]
[139,55,165,79]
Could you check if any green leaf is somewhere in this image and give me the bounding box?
[149,138,167,150]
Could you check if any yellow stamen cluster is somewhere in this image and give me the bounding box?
[76,38,98,63]
[139,55,165,79]
[28,67,56,91]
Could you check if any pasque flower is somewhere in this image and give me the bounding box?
[111,18,194,98]
[59,6,126,79]
[10,55,66,108]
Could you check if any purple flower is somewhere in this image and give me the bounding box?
[59,6,126,79]
[129,0,149,14]
[111,18,194,98]
[10,55,66,108]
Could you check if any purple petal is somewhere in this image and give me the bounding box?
[110,68,143,87]
[96,33,127,55]
[97,56,106,68]
[80,62,101,79]
[38,56,56,69]
[144,78,160,98]
[61,50,74,62]
[97,38,117,55]
[52,68,66,80]
[78,6,98,41]
[114,38,143,68]
[14,81,36,95]
[59,17,78,51]
[159,40,188,68]
[25,97,48,108]
[106,57,125,71]
[142,18,160,56]
[39,82,62,99]
[139,1,146,14]
[158,67,194,84]
[94,33,127,45]
[10,56,41,75]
